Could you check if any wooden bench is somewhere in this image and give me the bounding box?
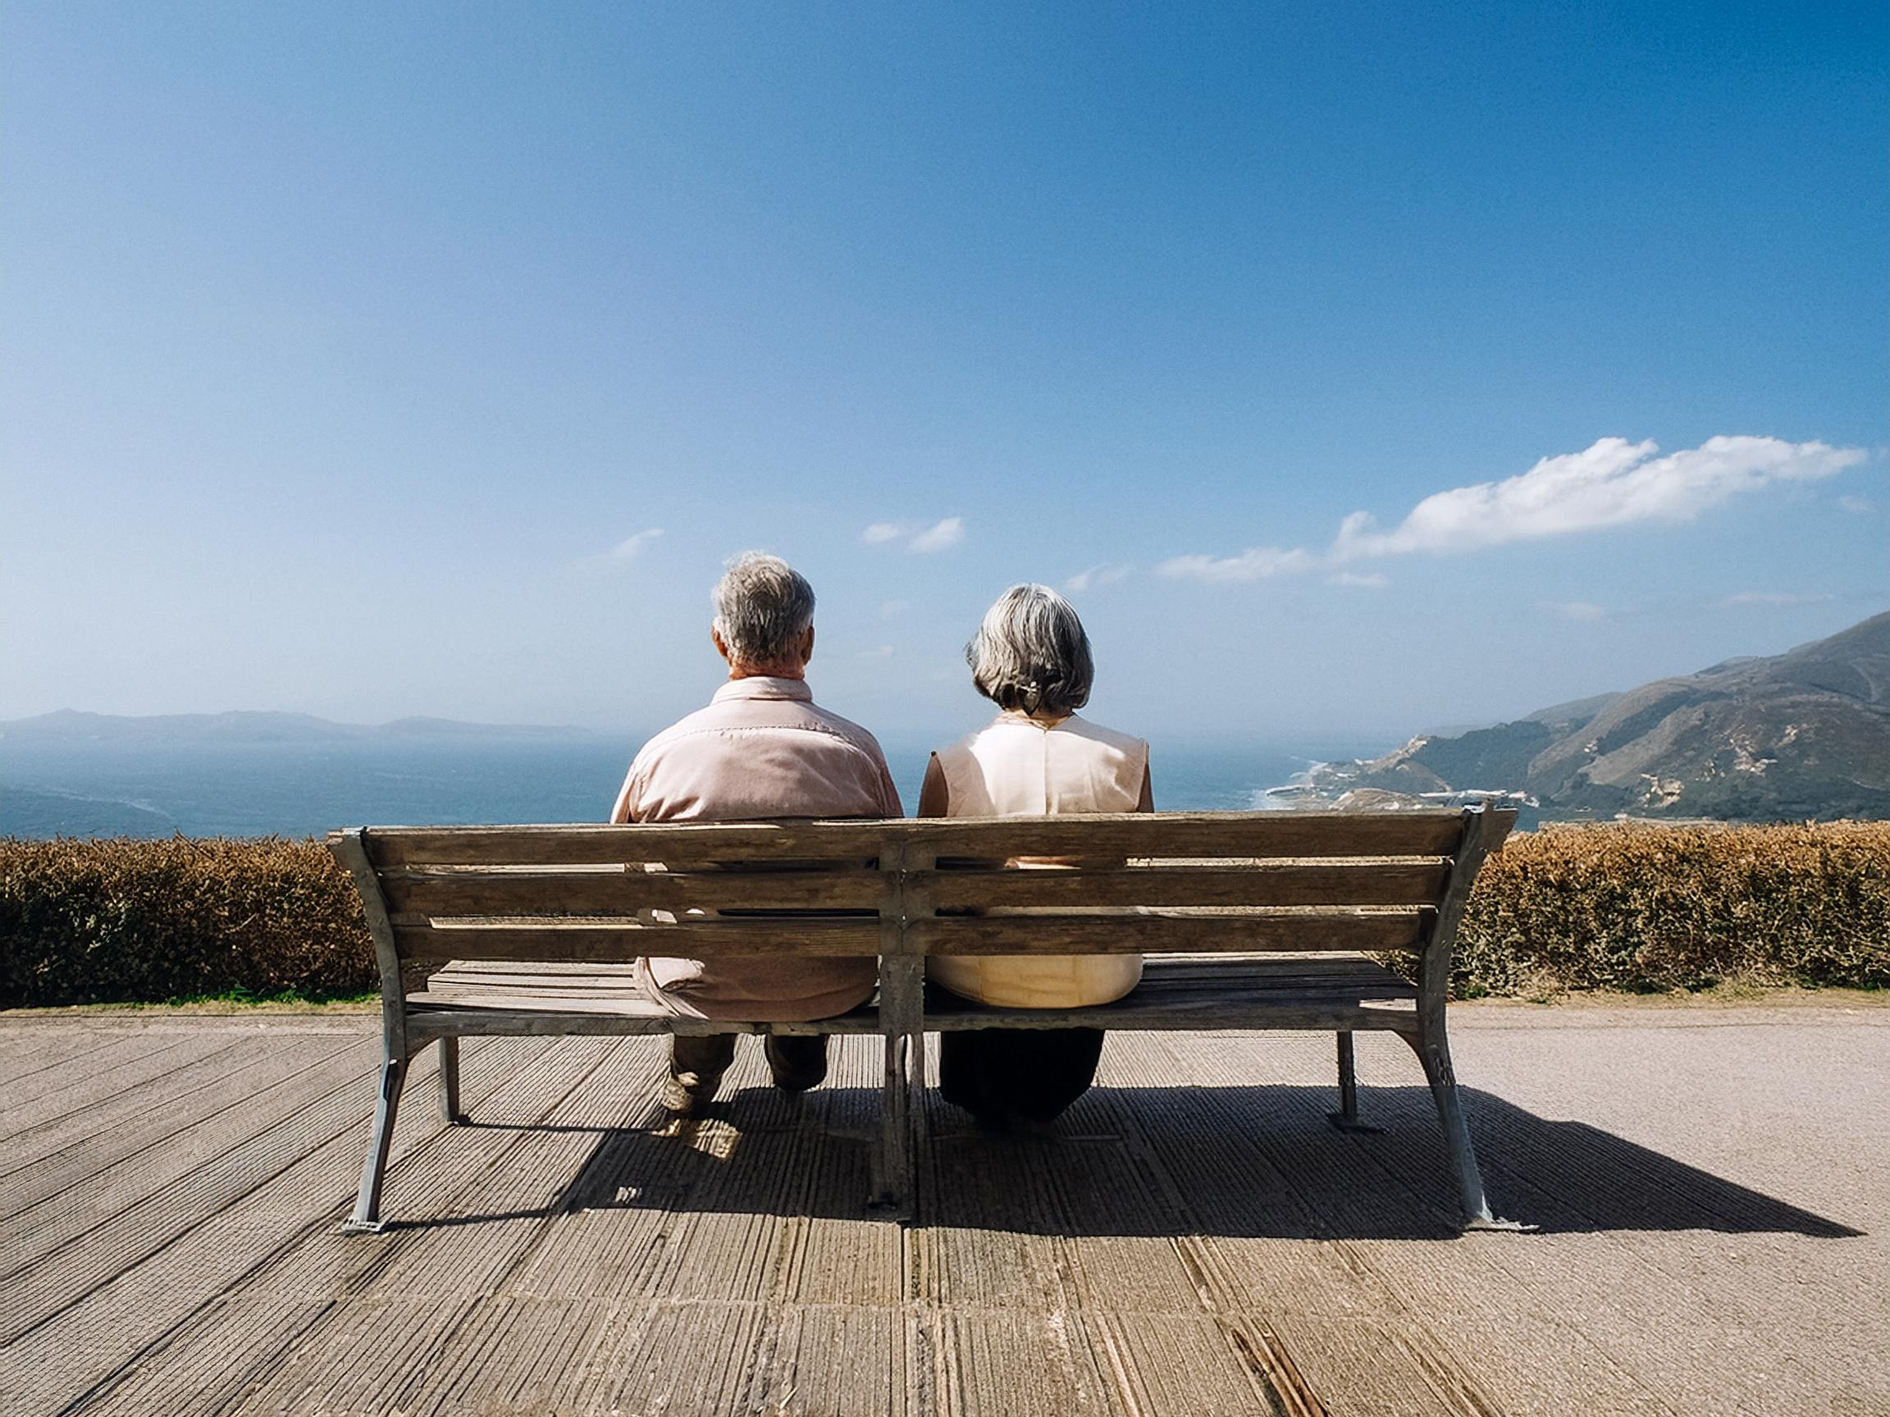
[330,804,1521,1233]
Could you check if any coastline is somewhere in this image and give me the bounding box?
[1252,757,1330,810]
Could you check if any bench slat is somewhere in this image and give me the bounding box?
[394,908,1429,960]
[908,812,1467,858]
[928,1000,1417,1031]
[400,998,1410,1037]
[393,918,883,963]
[346,810,1474,869]
[360,823,893,868]
[907,908,1429,955]
[385,867,885,916]
[425,981,650,999]
[401,1007,889,1039]
[409,988,667,1015]
[384,860,1450,917]
[927,954,1418,1031]
[366,827,892,872]
[426,960,644,980]
[919,861,1448,909]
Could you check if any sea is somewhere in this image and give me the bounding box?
[0,736,1370,840]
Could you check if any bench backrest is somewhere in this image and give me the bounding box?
[332,808,1513,986]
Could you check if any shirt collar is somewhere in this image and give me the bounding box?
[994,709,1076,731]
[713,675,814,704]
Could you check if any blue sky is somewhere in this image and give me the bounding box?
[3,1,1884,749]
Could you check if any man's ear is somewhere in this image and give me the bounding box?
[799,624,816,666]
[711,623,731,663]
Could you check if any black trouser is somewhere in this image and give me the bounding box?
[937,1027,1106,1125]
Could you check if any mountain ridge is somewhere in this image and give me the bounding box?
[0,709,597,745]
[1291,611,1890,821]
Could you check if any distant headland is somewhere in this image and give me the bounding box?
[1269,610,1890,822]
[0,709,599,746]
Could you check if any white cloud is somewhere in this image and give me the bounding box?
[1325,571,1389,589]
[1547,600,1610,622]
[1158,436,1865,586]
[1718,591,1835,607]
[1064,562,1136,593]
[1333,436,1862,561]
[857,645,897,659]
[1156,546,1317,582]
[609,528,664,561]
[1839,495,1873,515]
[907,516,965,553]
[863,517,965,553]
[879,599,911,619]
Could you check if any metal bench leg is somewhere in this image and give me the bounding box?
[344,1052,407,1233]
[1404,1032,1534,1232]
[437,1036,465,1124]
[1326,1030,1383,1134]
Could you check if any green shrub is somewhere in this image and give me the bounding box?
[1454,821,1890,995]
[0,836,374,1007]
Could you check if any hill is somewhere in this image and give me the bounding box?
[1297,611,1890,821]
[0,709,595,746]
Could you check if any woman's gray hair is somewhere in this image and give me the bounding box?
[966,584,1094,716]
[713,552,817,665]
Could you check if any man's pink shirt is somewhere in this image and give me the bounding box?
[612,676,903,1020]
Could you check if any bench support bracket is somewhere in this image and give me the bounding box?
[335,828,415,1234]
[1407,806,1535,1232]
[344,1053,406,1233]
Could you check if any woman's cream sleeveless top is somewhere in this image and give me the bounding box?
[927,712,1148,1009]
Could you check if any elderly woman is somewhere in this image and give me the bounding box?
[918,584,1152,1130]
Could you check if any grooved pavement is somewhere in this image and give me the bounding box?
[0,1004,1883,1416]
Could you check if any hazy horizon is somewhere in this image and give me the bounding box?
[10,602,1887,750]
[0,701,1403,762]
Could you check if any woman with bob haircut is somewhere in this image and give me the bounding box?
[918,583,1152,1130]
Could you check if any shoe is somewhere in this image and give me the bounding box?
[660,1069,718,1117]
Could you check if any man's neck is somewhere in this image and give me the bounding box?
[727,662,806,681]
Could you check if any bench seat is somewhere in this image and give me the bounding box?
[926,954,1417,1031]
[404,954,1417,1039]
[406,961,882,1036]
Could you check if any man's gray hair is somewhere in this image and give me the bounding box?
[713,552,817,665]
[966,584,1094,716]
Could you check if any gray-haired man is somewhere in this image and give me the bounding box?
[611,552,903,1113]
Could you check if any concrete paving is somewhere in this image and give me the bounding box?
[0,1002,1884,1415]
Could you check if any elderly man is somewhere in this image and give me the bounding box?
[611,552,903,1114]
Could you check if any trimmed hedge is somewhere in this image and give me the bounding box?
[0,837,374,1007]
[2,824,1887,1007]
[1453,821,1890,996]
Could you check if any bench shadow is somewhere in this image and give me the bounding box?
[428,1083,1862,1242]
